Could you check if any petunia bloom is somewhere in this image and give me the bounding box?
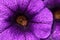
[0,0,53,40]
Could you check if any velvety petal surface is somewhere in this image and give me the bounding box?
[25,32,40,40]
[27,0,44,15]
[0,25,25,40]
[0,4,13,32]
[17,0,30,11]
[30,23,52,38]
[32,8,53,22]
[0,0,17,11]
[30,8,53,38]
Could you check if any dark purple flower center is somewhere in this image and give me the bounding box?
[4,6,34,33]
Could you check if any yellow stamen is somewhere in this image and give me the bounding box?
[54,10,60,19]
[16,16,28,26]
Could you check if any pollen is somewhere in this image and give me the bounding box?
[54,10,60,19]
[16,16,28,26]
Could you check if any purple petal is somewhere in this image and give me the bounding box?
[27,0,44,15]
[0,4,13,32]
[0,27,25,40]
[30,22,52,38]
[17,0,30,11]
[25,32,39,40]
[31,8,53,23]
[0,0,17,11]
[30,8,53,38]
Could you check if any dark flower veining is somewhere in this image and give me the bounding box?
[0,0,53,40]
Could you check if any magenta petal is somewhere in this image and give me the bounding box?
[32,8,53,23]
[0,4,13,32]
[30,22,52,38]
[0,0,17,11]
[27,0,44,15]
[25,32,39,40]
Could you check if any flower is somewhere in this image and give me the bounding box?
[0,0,53,40]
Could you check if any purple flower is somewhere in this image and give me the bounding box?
[0,0,53,40]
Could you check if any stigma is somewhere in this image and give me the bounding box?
[16,16,28,26]
[54,10,60,19]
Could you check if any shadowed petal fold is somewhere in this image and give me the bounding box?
[51,23,60,40]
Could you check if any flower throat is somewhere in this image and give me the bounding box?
[16,16,28,27]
